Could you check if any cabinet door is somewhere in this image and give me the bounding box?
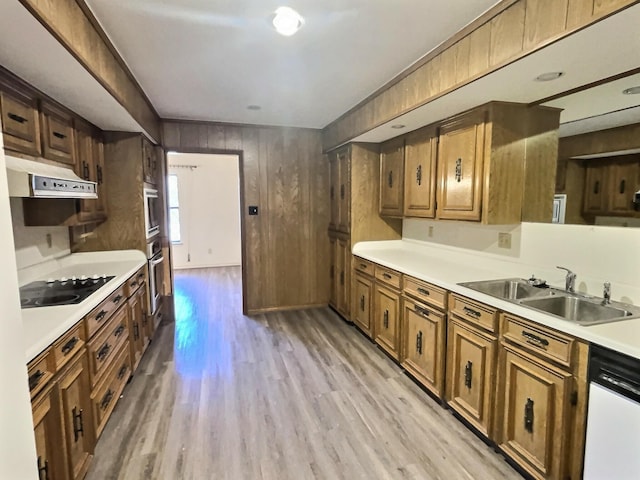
[583,163,607,214]
[353,273,373,338]
[379,138,405,217]
[404,127,438,218]
[329,154,340,229]
[142,137,155,185]
[75,126,97,223]
[402,298,446,397]
[32,385,68,480]
[446,317,496,437]
[329,236,337,308]
[374,284,400,360]
[500,346,572,480]
[128,289,145,373]
[0,86,41,156]
[608,160,639,214]
[337,149,351,232]
[41,102,75,166]
[59,351,94,480]
[93,136,107,220]
[437,113,485,221]
[336,237,350,318]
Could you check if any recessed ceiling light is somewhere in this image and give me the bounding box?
[391,124,406,129]
[247,105,261,110]
[535,71,564,82]
[622,86,640,95]
[272,7,304,36]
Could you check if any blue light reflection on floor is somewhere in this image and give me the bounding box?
[173,273,233,379]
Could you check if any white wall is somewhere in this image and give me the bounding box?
[403,218,640,304]
[0,138,39,478]
[168,153,241,269]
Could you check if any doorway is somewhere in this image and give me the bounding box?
[167,152,242,269]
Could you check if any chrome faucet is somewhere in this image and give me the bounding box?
[556,266,576,293]
[602,282,611,305]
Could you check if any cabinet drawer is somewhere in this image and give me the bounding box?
[85,285,127,339]
[353,257,374,276]
[126,266,146,297]
[502,314,574,368]
[403,276,447,310]
[27,349,55,399]
[91,343,131,439]
[40,102,75,166]
[52,321,85,371]
[87,306,129,387]
[449,294,498,333]
[375,265,402,289]
[0,89,41,156]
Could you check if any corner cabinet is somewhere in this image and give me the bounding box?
[379,138,405,217]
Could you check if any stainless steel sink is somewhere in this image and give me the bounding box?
[519,296,640,325]
[459,278,556,301]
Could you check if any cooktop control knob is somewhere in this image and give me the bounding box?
[60,277,68,283]
[91,274,99,280]
[46,278,55,283]
[80,275,88,281]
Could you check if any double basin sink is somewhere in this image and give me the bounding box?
[458,278,640,326]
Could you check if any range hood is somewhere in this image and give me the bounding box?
[4,154,97,199]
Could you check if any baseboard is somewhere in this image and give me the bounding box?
[246,303,328,315]
[173,263,241,270]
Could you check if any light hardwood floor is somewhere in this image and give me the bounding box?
[86,266,520,480]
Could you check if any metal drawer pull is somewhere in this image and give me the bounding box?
[114,325,126,338]
[52,131,66,140]
[117,364,128,380]
[388,170,393,188]
[95,309,108,322]
[383,310,389,329]
[463,306,481,318]
[113,294,123,304]
[61,336,79,355]
[28,369,44,391]
[522,331,549,349]
[524,398,534,433]
[415,306,430,317]
[383,273,392,279]
[416,331,423,354]
[464,361,473,389]
[455,158,462,182]
[97,343,111,361]
[72,407,84,441]
[360,295,365,311]
[360,263,368,270]
[417,287,430,296]
[100,390,114,410]
[130,280,138,288]
[416,164,422,186]
[37,456,49,480]
[8,112,27,124]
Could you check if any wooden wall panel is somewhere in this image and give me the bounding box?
[162,121,329,313]
[558,122,640,158]
[19,0,161,141]
[321,0,636,152]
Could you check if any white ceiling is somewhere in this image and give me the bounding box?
[84,0,501,128]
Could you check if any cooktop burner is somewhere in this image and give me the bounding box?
[20,275,115,308]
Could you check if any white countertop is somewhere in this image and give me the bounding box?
[353,240,640,360]
[21,250,147,362]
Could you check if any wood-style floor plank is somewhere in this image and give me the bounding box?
[86,266,520,480]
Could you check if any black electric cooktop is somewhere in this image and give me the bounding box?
[20,275,115,308]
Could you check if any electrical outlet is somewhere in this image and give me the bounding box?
[208,248,212,254]
[428,226,434,238]
[498,232,512,249]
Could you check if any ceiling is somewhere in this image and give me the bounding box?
[84,0,501,128]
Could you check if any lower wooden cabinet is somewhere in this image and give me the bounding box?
[353,272,373,338]
[401,297,446,398]
[374,283,401,360]
[445,316,497,437]
[328,232,350,319]
[128,284,148,372]
[58,350,94,480]
[32,383,67,480]
[499,345,572,480]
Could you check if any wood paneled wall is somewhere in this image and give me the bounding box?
[558,122,640,159]
[163,121,329,314]
[322,0,638,151]
[18,0,161,142]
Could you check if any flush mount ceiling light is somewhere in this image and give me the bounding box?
[391,124,406,129]
[247,104,262,110]
[535,71,564,82]
[622,86,640,95]
[272,7,304,36]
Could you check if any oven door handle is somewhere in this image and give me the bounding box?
[150,255,164,267]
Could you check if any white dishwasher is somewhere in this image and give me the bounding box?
[583,345,640,480]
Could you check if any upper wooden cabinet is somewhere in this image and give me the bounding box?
[75,123,107,224]
[379,138,405,217]
[437,111,485,221]
[142,136,159,185]
[329,147,351,233]
[583,156,640,217]
[40,101,76,167]
[0,80,41,156]
[404,126,438,218]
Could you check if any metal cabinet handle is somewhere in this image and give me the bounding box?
[417,287,430,296]
[113,294,123,304]
[82,161,90,180]
[95,309,108,322]
[620,179,626,194]
[463,306,481,318]
[72,407,84,442]
[97,343,111,361]
[416,165,422,186]
[117,364,128,380]
[360,295,365,312]
[383,310,389,329]
[415,306,430,317]
[455,158,462,182]
[8,112,27,124]
[100,390,114,410]
[464,361,473,389]
[130,280,138,288]
[383,273,392,280]
[37,456,49,480]
[97,164,103,185]
[416,331,423,354]
[133,322,140,340]
[340,184,345,200]
[388,170,393,188]
[52,131,66,140]
[61,336,79,355]
[114,325,126,338]
[524,398,534,433]
[522,330,549,350]
[340,271,344,286]
[594,180,600,194]
[28,370,44,391]
[359,263,368,270]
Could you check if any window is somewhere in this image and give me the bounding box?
[168,174,181,243]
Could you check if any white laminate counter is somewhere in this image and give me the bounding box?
[353,240,640,360]
[20,250,147,362]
